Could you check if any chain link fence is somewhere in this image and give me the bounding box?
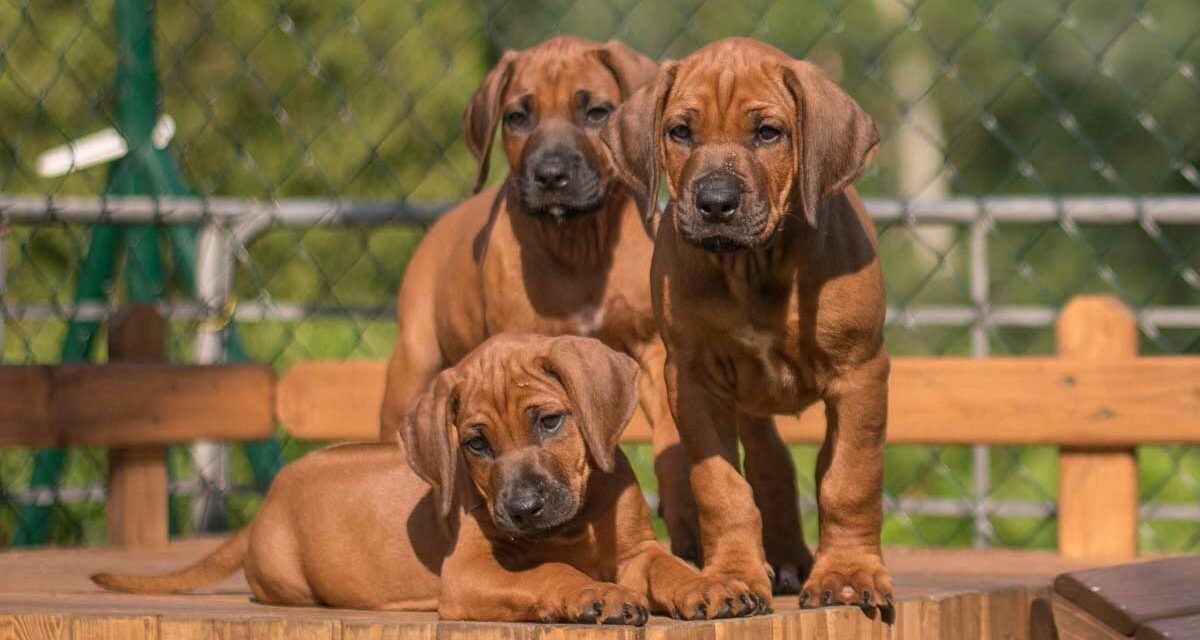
[1,0,1198,552]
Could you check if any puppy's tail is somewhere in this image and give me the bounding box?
[91,528,250,594]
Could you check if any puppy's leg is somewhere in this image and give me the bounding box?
[802,351,894,614]
[379,315,443,442]
[635,340,700,562]
[611,452,764,620]
[439,519,649,625]
[740,414,813,594]
[665,357,773,605]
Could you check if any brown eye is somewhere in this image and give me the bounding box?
[668,124,691,143]
[756,125,784,144]
[464,435,491,455]
[585,105,612,125]
[537,412,566,434]
[505,111,529,129]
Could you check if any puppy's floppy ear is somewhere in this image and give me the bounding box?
[594,40,659,99]
[464,50,519,194]
[400,369,462,518]
[542,336,639,473]
[600,62,678,235]
[782,60,880,228]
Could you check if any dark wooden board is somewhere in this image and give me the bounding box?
[1136,613,1200,640]
[1054,556,1200,635]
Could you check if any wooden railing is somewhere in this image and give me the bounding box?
[2,295,1199,560]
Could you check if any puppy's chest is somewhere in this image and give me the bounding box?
[680,287,822,411]
[725,325,820,412]
[519,525,616,581]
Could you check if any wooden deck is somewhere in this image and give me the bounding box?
[0,538,1101,639]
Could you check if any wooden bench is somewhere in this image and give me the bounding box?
[0,294,1198,639]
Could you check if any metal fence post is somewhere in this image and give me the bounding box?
[970,218,992,547]
[191,220,231,531]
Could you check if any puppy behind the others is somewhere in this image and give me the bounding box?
[93,334,762,624]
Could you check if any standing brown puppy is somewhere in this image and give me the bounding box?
[95,335,760,623]
[602,38,894,612]
[378,36,706,561]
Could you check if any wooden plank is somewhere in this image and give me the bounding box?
[1055,296,1139,561]
[340,619,436,640]
[0,614,67,639]
[1054,556,1200,636]
[1029,596,1058,640]
[107,446,168,549]
[275,357,1200,445]
[922,592,985,640]
[0,364,275,448]
[275,361,386,442]
[1136,613,1200,640]
[985,586,1035,640]
[107,304,169,550]
[1044,594,1126,640]
[0,368,52,447]
[70,615,158,640]
[52,363,275,446]
[159,618,216,640]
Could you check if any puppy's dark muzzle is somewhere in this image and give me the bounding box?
[494,473,576,538]
[518,135,609,218]
[678,170,774,253]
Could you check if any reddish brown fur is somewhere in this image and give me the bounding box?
[378,35,705,561]
[94,335,760,623]
[603,37,894,612]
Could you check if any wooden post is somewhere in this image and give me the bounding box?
[1055,296,1138,560]
[106,303,169,548]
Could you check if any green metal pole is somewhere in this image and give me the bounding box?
[109,0,167,303]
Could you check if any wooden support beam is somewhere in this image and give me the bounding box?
[1055,296,1139,561]
[106,304,169,549]
[275,356,1200,445]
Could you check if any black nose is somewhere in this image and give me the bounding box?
[533,156,571,190]
[503,482,545,525]
[694,172,741,223]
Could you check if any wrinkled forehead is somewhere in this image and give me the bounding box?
[504,53,621,110]
[454,342,565,429]
[667,47,796,124]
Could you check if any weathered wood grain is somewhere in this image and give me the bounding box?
[275,357,1200,446]
[1055,296,1139,561]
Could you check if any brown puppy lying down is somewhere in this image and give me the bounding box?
[93,334,762,623]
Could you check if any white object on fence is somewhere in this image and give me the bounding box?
[35,115,176,178]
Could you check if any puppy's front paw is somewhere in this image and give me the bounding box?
[669,575,768,620]
[799,550,894,622]
[560,582,650,626]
